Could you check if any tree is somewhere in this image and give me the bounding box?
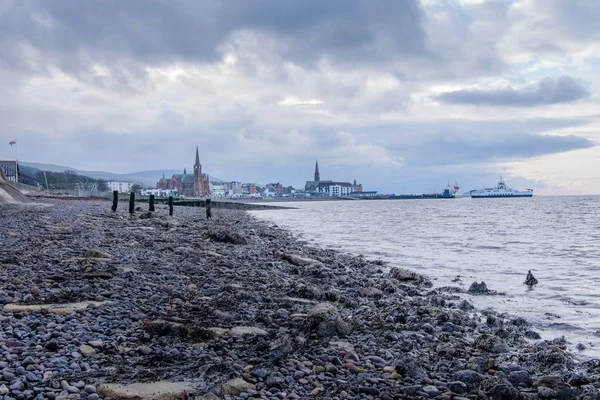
[97,179,108,192]
[130,184,142,194]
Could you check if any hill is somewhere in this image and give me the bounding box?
[19,162,184,187]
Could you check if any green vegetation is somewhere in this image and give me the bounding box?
[18,165,109,191]
[130,184,142,194]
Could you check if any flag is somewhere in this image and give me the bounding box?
[9,140,16,146]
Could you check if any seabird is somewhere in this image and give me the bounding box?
[524,270,538,287]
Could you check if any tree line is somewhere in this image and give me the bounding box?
[19,166,109,191]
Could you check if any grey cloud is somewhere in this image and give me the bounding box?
[341,116,597,167]
[0,0,425,77]
[437,76,590,107]
[513,0,600,53]
[399,131,594,167]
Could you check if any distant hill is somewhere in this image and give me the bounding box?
[19,162,222,187]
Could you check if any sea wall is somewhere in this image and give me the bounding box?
[0,199,598,399]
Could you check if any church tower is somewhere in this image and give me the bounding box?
[314,160,320,182]
[194,146,201,196]
[194,146,201,178]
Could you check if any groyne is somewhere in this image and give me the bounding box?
[0,199,598,399]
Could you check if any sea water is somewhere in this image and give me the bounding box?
[250,196,600,358]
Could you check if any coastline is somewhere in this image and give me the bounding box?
[1,199,598,399]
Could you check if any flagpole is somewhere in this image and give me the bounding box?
[14,138,18,183]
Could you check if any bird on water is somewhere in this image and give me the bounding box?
[524,270,538,287]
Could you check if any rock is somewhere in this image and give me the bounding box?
[448,381,468,393]
[481,378,523,400]
[88,340,103,348]
[468,281,490,294]
[454,370,486,385]
[79,345,96,357]
[474,334,510,353]
[359,387,380,395]
[423,385,439,396]
[278,252,323,267]
[220,378,256,396]
[83,249,112,259]
[508,371,532,388]
[229,326,268,337]
[97,381,197,400]
[84,385,97,394]
[3,301,107,315]
[538,386,556,399]
[389,267,430,285]
[208,230,248,245]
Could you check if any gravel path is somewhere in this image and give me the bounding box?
[1,199,599,400]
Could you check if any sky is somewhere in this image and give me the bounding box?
[1,0,599,194]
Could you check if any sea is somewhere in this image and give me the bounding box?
[250,196,600,359]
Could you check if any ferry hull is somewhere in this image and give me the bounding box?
[470,193,533,198]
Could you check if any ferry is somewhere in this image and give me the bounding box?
[470,177,533,198]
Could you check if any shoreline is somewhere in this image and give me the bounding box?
[1,198,599,399]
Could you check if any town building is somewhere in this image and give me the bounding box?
[304,161,369,197]
[156,147,211,197]
[106,180,135,193]
[0,160,18,183]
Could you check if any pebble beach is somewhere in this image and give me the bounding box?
[1,199,600,400]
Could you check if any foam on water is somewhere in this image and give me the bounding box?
[250,196,600,358]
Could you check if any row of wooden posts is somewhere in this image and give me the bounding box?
[110,190,212,219]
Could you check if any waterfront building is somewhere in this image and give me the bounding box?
[304,161,365,197]
[106,180,135,193]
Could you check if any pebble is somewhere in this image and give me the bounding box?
[0,199,595,400]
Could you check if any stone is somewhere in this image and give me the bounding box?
[83,249,112,259]
[229,326,268,337]
[448,381,468,393]
[359,387,380,395]
[423,385,439,396]
[3,301,107,315]
[475,334,510,353]
[468,281,490,294]
[538,386,556,399]
[508,371,532,387]
[389,267,430,285]
[454,370,486,385]
[97,381,197,400]
[79,345,96,357]
[220,378,256,396]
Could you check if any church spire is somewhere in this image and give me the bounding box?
[195,146,201,168]
[314,160,320,182]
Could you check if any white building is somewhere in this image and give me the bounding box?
[210,182,227,197]
[107,180,136,193]
[141,189,179,197]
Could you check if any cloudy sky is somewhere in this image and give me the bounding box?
[1,0,599,194]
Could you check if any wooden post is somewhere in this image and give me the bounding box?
[111,190,118,212]
[129,192,135,214]
[149,194,155,212]
[206,198,212,219]
[168,196,174,216]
